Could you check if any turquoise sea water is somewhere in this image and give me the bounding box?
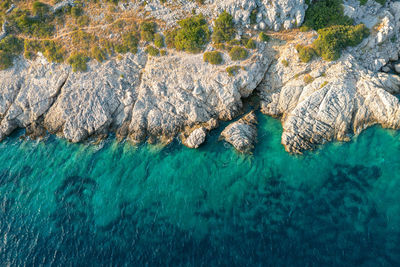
[1,112,400,266]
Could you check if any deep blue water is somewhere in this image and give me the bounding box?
[1,113,400,266]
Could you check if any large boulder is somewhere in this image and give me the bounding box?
[220,111,258,153]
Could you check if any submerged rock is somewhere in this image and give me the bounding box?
[220,111,257,153]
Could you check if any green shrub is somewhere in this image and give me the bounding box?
[67,52,89,72]
[91,46,107,62]
[32,1,50,18]
[299,25,311,32]
[165,28,178,48]
[226,65,240,76]
[0,51,13,70]
[303,74,314,84]
[320,81,329,88]
[0,36,24,70]
[10,10,55,37]
[313,24,369,61]
[259,32,269,42]
[173,14,210,53]
[154,33,164,48]
[0,36,24,55]
[115,32,139,54]
[212,11,236,44]
[145,45,160,56]
[229,46,248,61]
[160,49,167,56]
[70,6,83,18]
[213,43,226,50]
[140,21,157,42]
[303,0,353,30]
[203,51,223,65]
[228,39,246,46]
[250,9,258,25]
[281,59,289,67]
[296,44,316,63]
[77,15,90,26]
[42,41,64,63]
[71,30,96,51]
[245,39,256,49]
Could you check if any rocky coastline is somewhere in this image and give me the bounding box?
[1,0,400,154]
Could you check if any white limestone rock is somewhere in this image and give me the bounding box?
[128,46,271,144]
[44,52,147,142]
[220,111,258,153]
[0,55,69,140]
[184,127,207,148]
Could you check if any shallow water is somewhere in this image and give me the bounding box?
[1,113,400,266]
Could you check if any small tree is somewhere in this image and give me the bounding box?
[212,11,236,44]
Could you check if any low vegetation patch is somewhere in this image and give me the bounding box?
[91,46,107,62]
[203,51,223,65]
[229,46,248,61]
[67,52,89,72]
[303,74,314,84]
[226,65,241,76]
[259,32,270,42]
[245,39,256,49]
[0,36,24,70]
[154,33,165,48]
[140,21,157,42]
[296,44,316,63]
[145,45,160,56]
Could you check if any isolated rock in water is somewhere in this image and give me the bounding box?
[183,127,207,149]
[220,111,258,153]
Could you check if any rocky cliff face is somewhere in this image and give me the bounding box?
[128,45,271,144]
[2,0,400,154]
[259,0,400,153]
[0,43,270,147]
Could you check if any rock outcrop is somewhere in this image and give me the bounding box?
[0,21,8,41]
[214,0,307,31]
[0,44,270,147]
[183,127,207,149]
[220,111,258,153]
[126,0,306,32]
[128,45,271,144]
[44,52,146,142]
[259,0,400,153]
[0,55,69,140]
